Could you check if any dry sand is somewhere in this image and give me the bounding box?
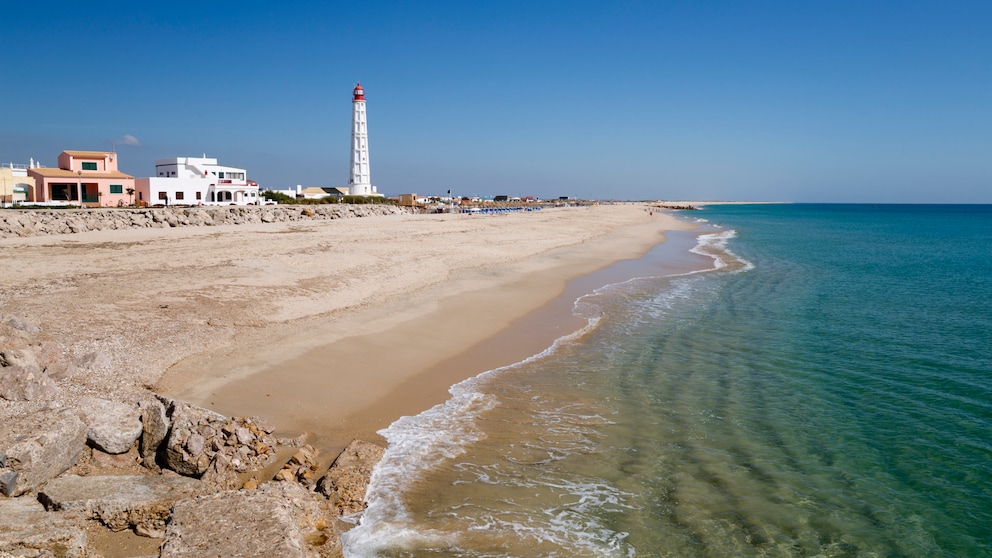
[0,204,696,455]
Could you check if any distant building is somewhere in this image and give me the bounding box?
[27,151,134,207]
[134,156,259,206]
[300,186,349,200]
[398,193,420,207]
[0,161,36,205]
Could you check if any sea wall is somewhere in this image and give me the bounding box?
[0,204,414,239]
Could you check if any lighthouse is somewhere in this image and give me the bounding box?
[348,82,375,196]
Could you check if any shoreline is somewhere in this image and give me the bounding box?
[154,208,700,455]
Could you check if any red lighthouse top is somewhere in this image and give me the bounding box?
[352,82,365,101]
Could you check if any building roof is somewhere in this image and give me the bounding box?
[29,168,134,180]
[62,150,114,158]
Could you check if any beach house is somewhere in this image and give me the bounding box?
[134,156,259,206]
[0,162,36,206]
[27,151,133,207]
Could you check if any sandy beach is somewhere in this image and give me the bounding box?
[0,204,695,456]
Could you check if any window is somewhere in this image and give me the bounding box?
[81,162,98,171]
[110,184,123,194]
[158,192,167,200]
[175,192,184,200]
[196,192,202,200]
[218,172,225,179]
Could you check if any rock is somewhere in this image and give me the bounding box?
[0,347,39,369]
[0,497,88,558]
[0,364,58,401]
[277,444,322,490]
[317,440,385,516]
[73,350,112,370]
[5,317,41,334]
[44,360,79,381]
[0,407,87,496]
[77,396,143,454]
[161,400,227,476]
[139,397,170,467]
[161,399,279,478]
[160,482,341,558]
[38,474,208,537]
[199,452,240,489]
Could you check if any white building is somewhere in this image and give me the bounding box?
[134,156,259,206]
[348,83,380,196]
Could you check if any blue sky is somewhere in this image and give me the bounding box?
[2,1,989,202]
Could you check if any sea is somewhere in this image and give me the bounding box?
[341,204,992,557]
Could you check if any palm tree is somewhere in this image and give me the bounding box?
[126,187,135,207]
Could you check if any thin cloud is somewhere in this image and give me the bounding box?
[115,134,142,147]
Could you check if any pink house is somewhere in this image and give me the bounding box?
[28,150,135,207]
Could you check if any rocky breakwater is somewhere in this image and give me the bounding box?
[0,315,385,558]
[0,204,413,238]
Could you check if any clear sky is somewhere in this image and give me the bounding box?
[2,1,989,202]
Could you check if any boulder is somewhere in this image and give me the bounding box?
[4,317,41,334]
[0,497,87,558]
[162,399,278,479]
[78,397,143,454]
[0,364,58,402]
[160,482,341,558]
[38,474,208,537]
[162,400,227,476]
[139,397,170,466]
[316,440,385,516]
[0,407,87,496]
[73,350,112,371]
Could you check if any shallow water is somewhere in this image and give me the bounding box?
[343,204,992,557]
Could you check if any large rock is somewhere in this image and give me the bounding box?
[0,497,88,558]
[0,407,87,496]
[77,396,143,454]
[317,440,385,516]
[0,364,58,401]
[161,398,279,479]
[160,482,342,557]
[139,397,170,466]
[161,400,228,476]
[38,474,209,537]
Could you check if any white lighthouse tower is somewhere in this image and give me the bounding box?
[348,82,375,196]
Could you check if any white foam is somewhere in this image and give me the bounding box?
[691,229,755,272]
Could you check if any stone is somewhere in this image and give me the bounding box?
[77,396,143,454]
[0,407,87,496]
[0,364,58,401]
[73,350,112,370]
[317,440,385,516]
[160,482,341,558]
[0,347,39,369]
[161,400,227,476]
[0,497,87,558]
[38,474,209,537]
[199,452,239,490]
[5,317,41,333]
[139,397,170,467]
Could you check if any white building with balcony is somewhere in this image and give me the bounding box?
[134,155,259,206]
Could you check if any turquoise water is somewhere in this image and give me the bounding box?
[343,204,992,557]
